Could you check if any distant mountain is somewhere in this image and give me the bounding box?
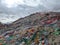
[0,12,60,34]
[10,12,60,31]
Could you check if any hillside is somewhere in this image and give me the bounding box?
[9,12,60,31]
[0,12,60,33]
[0,12,60,45]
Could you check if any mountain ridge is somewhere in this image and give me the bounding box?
[0,12,60,34]
[9,12,60,31]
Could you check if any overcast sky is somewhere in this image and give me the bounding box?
[0,0,60,24]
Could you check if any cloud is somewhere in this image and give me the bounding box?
[39,0,60,10]
[24,0,40,7]
[0,0,60,23]
[0,13,20,23]
[1,0,40,8]
[1,0,60,10]
[0,4,47,23]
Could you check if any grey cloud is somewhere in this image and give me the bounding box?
[0,0,60,23]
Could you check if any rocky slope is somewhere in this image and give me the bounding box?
[9,12,60,31]
[0,12,60,45]
[0,12,60,33]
